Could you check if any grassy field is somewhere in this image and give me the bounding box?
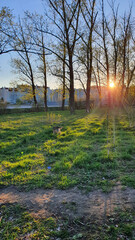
[0,203,135,240]
[0,107,135,239]
[0,108,135,191]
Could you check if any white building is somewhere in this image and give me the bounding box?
[0,87,23,104]
[0,85,107,106]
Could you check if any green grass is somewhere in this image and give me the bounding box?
[0,203,60,239]
[0,107,135,239]
[0,203,135,239]
[0,107,135,191]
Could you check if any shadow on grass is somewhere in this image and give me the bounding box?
[0,108,135,191]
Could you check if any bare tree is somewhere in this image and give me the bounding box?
[11,18,38,107]
[105,0,119,84]
[125,29,135,98]
[79,0,98,112]
[101,0,111,106]
[95,0,119,106]
[24,13,50,111]
[45,0,81,114]
[120,9,132,100]
[49,41,69,111]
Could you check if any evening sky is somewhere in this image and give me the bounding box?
[0,0,134,88]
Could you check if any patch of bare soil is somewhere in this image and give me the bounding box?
[0,183,135,221]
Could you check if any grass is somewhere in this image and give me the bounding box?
[0,203,135,239]
[0,107,135,239]
[0,107,135,192]
[0,203,59,240]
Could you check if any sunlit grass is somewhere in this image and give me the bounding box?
[0,108,135,191]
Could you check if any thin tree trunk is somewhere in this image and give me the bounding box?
[86,44,90,112]
[43,50,48,111]
[44,85,48,112]
[120,10,131,103]
[61,86,65,110]
[121,40,126,99]
[41,32,48,111]
[69,55,75,114]
[27,56,38,108]
[31,82,38,107]
[86,37,93,113]
[86,70,90,112]
[62,42,66,110]
[102,0,110,107]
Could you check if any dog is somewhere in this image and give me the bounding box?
[53,126,62,134]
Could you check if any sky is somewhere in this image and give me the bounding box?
[0,0,134,88]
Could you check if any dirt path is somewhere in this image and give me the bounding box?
[0,183,135,221]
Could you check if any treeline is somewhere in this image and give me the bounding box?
[0,0,135,113]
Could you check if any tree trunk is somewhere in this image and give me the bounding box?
[84,1,96,113]
[69,55,75,114]
[44,85,48,112]
[42,34,48,112]
[61,75,65,111]
[86,68,91,113]
[102,0,110,107]
[62,41,66,111]
[29,66,38,108]
[121,41,126,102]
[32,82,38,107]
[43,57,48,112]
[25,49,38,108]
[107,71,111,107]
[86,37,93,113]
[62,90,65,110]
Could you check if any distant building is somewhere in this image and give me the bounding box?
[0,87,23,104]
[0,85,108,106]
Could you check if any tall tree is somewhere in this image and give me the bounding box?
[101,0,111,106]
[11,18,38,107]
[25,13,49,111]
[95,0,118,106]
[123,22,135,99]
[46,0,81,114]
[120,9,132,100]
[51,41,67,110]
[80,0,97,112]
[105,0,119,85]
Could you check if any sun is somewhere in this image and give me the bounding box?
[109,82,115,88]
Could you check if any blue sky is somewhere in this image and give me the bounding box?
[0,0,45,17]
[0,0,134,88]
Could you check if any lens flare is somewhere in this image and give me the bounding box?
[109,82,115,88]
